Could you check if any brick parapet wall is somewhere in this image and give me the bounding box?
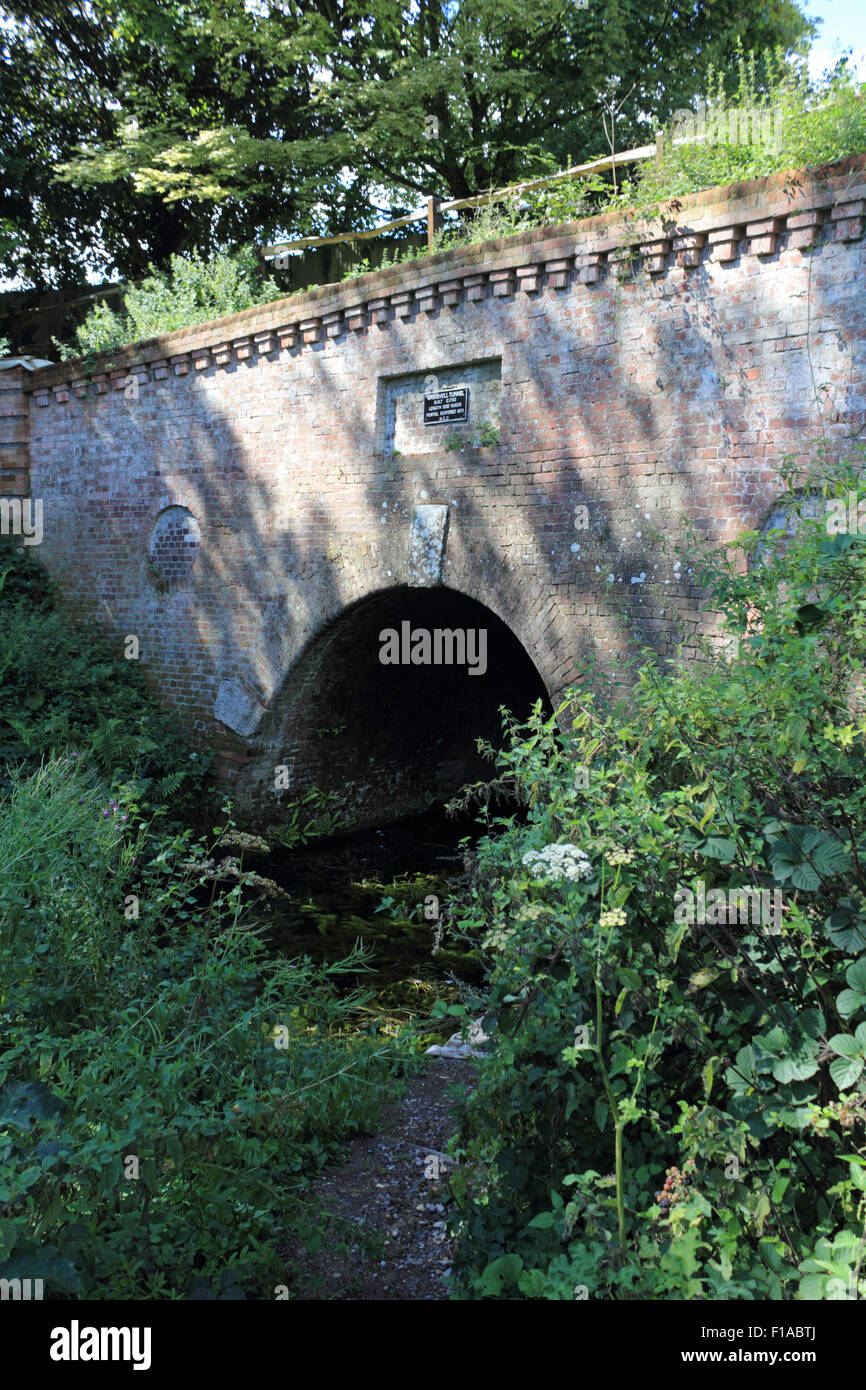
[24,156,866,403]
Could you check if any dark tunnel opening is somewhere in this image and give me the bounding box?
[286,584,554,827]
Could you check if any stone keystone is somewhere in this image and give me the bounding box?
[408,504,450,586]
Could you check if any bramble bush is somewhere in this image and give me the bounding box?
[444,451,866,1299]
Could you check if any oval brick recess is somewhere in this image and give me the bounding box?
[148,505,202,589]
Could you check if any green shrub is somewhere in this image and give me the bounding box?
[54,246,282,360]
[0,548,421,1299]
[445,451,866,1299]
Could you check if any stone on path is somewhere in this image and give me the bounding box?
[426,1019,489,1060]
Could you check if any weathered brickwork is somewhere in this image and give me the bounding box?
[0,366,30,498]
[19,156,866,826]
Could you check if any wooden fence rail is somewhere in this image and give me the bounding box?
[261,139,662,262]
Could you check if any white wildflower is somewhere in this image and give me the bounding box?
[522,843,592,883]
[605,847,635,866]
[221,831,271,853]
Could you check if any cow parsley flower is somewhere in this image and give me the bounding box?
[522,843,592,883]
[605,847,635,866]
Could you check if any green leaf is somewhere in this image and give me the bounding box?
[825,898,866,953]
[702,837,737,863]
[809,832,852,879]
[528,1210,556,1230]
[773,1051,819,1084]
[760,1239,785,1273]
[16,1166,42,1192]
[771,1176,791,1204]
[665,917,689,963]
[795,603,826,629]
[836,989,865,1019]
[0,1080,65,1129]
[0,1249,82,1294]
[848,1159,866,1192]
[798,1271,827,1300]
[771,825,850,891]
[829,1033,863,1059]
[830,1055,864,1089]
[790,862,821,892]
[726,1044,757,1096]
[758,1026,788,1056]
[475,1253,524,1295]
[702,1059,714,1099]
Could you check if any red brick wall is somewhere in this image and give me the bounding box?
[0,367,30,498]
[21,156,866,826]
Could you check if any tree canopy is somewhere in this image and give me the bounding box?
[1,0,815,288]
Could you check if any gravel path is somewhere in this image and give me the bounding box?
[285,1058,476,1300]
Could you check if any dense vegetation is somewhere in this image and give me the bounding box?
[441,450,866,1299]
[630,49,866,213]
[353,52,866,268]
[2,0,810,289]
[0,545,418,1298]
[0,547,208,809]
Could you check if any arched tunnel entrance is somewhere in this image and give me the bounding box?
[257,585,553,832]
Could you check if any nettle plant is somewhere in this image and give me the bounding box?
[446,453,866,1299]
